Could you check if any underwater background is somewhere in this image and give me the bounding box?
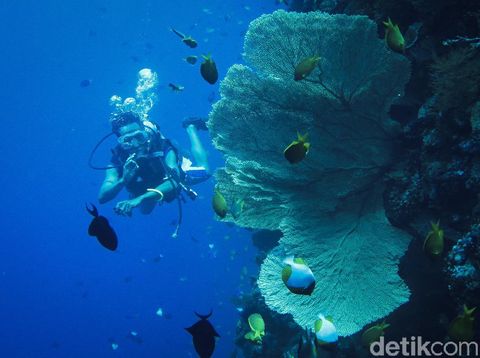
[1,0,480,357]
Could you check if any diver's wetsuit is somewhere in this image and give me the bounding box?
[110,137,181,202]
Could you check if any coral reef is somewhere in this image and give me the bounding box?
[384,90,480,232]
[209,10,411,335]
[231,286,301,357]
[279,0,480,347]
[431,47,480,113]
[446,225,480,307]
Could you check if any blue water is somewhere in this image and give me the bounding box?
[0,1,279,357]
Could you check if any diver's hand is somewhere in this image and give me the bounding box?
[122,156,139,184]
[114,197,142,217]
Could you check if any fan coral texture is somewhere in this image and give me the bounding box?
[208,10,411,335]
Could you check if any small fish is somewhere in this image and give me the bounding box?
[212,189,228,218]
[282,256,316,295]
[186,311,220,358]
[111,343,119,350]
[314,314,338,344]
[184,55,198,65]
[361,321,390,347]
[80,79,92,87]
[244,313,265,344]
[448,305,476,341]
[168,83,184,92]
[284,132,310,164]
[200,54,218,85]
[170,28,197,48]
[86,203,118,251]
[294,56,320,81]
[383,18,405,53]
[423,221,444,257]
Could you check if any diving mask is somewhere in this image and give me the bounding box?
[118,129,149,149]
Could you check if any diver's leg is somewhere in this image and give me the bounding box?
[186,124,209,173]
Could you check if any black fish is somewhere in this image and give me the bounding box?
[185,311,219,358]
[86,203,118,251]
[200,55,218,85]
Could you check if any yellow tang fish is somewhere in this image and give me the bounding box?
[383,18,405,53]
[284,132,310,164]
[294,56,321,81]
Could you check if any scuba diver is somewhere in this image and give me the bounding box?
[95,111,210,219]
[89,68,210,238]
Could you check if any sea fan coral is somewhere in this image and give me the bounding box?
[208,10,411,335]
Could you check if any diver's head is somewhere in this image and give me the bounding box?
[111,112,150,152]
[111,111,142,135]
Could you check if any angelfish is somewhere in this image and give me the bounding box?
[86,203,118,251]
[185,311,220,358]
[314,314,338,344]
[282,256,316,295]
